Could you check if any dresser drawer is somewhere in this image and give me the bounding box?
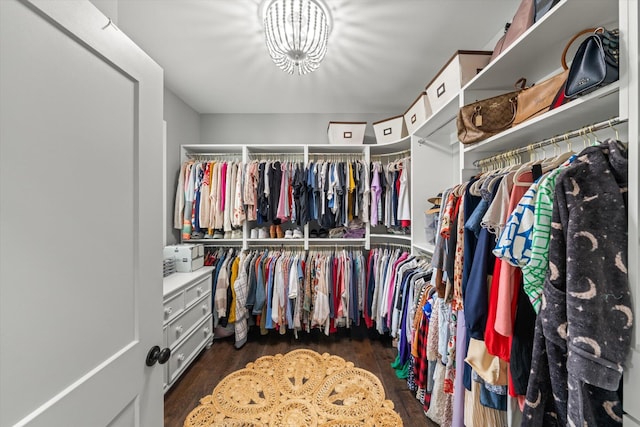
[163,292,184,324]
[168,315,213,384]
[167,293,211,349]
[184,275,211,308]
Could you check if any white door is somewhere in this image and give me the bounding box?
[0,1,164,426]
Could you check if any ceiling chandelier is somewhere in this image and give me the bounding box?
[262,0,332,75]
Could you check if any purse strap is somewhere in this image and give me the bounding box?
[561,27,597,70]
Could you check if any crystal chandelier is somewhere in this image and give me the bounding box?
[263,0,332,75]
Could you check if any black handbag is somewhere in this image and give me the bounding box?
[534,0,560,22]
[564,27,619,98]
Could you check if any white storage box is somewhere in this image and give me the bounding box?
[163,244,204,260]
[174,255,204,273]
[164,244,204,272]
[404,92,432,134]
[327,121,366,145]
[426,50,492,113]
[372,115,408,144]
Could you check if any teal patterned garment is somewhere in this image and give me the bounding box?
[521,168,563,313]
[492,181,539,267]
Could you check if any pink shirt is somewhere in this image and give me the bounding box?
[494,171,533,337]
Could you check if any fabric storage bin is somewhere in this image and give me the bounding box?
[426,50,492,112]
[327,121,367,144]
[404,92,432,134]
[372,115,408,144]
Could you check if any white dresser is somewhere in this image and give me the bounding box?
[162,267,214,392]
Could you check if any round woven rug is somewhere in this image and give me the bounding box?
[183,348,403,427]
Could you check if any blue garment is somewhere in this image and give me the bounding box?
[245,253,258,309]
[349,255,359,326]
[465,199,489,238]
[461,178,481,300]
[252,253,267,315]
[479,379,508,410]
[366,253,376,321]
[463,179,501,391]
[285,259,295,329]
[265,257,275,329]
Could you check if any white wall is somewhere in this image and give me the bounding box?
[200,113,396,145]
[164,87,201,244]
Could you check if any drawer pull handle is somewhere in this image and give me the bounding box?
[176,326,183,335]
[204,327,210,335]
[196,286,203,295]
[177,353,185,362]
[164,307,173,316]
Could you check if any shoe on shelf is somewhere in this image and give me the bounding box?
[318,228,329,238]
[269,224,277,238]
[310,229,318,238]
[258,227,268,239]
[213,230,223,239]
[276,225,284,239]
[204,233,213,239]
[284,230,293,239]
[293,228,303,239]
[224,231,232,239]
[191,231,204,239]
[231,229,242,239]
[250,228,258,239]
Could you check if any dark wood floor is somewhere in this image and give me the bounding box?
[164,326,439,427]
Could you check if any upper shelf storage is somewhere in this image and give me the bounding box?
[307,144,364,154]
[464,0,618,92]
[463,82,619,155]
[412,94,460,145]
[369,136,411,155]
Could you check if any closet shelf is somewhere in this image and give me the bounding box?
[246,238,304,245]
[307,144,367,154]
[369,136,411,155]
[183,238,243,245]
[463,82,619,155]
[181,144,241,155]
[307,238,366,245]
[412,242,435,255]
[463,0,618,92]
[412,93,459,145]
[369,233,411,242]
[247,145,304,154]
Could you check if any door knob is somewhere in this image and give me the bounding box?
[158,347,171,364]
[146,345,171,366]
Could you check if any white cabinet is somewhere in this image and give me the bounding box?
[162,267,214,392]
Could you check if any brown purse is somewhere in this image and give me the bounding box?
[513,69,568,125]
[456,79,525,145]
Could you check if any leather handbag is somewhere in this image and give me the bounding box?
[456,79,525,145]
[513,69,568,126]
[534,0,560,22]
[490,0,535,61]
[563,27,619,98]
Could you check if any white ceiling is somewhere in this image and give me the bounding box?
[113,0,520,114]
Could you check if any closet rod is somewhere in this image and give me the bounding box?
[472,117,627,167]
[248,153,305,156]
[185,153,241,158]
[308,153,364,157]
[370,149,411,158]
[307,245,364,250]
[370,243,411,249]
